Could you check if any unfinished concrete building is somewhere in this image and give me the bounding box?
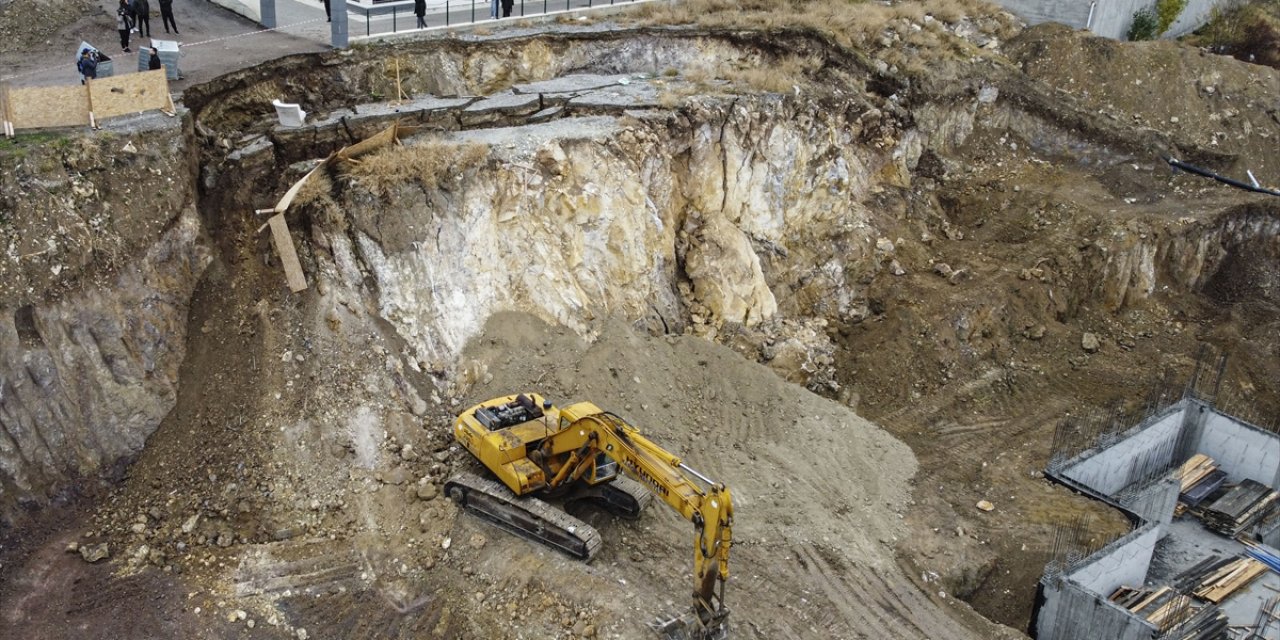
[1034,366,1280,640]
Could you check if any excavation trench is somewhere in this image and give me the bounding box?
[3,20,1280,640]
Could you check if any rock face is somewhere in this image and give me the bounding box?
[0,119,208,527]
[316,96,887,386]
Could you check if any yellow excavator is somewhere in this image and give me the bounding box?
[445,393,733,639]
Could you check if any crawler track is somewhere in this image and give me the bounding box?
[445,472,604,562]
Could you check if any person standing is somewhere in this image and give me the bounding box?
[159,0,178,34]
[131,0,152,38]
[500,0,512,17]
[322,0,331,22]
[117,0,133,52]
[413,0,425,28]
[77,49,99,84]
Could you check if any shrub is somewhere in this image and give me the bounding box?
[1156,0,1189,33]
[1128,8,1159,40]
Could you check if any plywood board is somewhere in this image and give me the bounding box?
[336,123,400,162]
[1,82,11,121]
[8,84,90,129]
[89,69,170,120]
[267,214,308,293]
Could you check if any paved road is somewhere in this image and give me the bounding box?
[0,0,328,90]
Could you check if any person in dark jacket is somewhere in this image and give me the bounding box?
[322,0,330,22]
[148,47,162,71]
[500,0,512,17]
[158,0,178,34]
[77,49,99,84]
[131,0,151,37]
[413,0,425,28]
[117,0,133,52]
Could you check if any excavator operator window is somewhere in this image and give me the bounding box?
[592,453,619,482]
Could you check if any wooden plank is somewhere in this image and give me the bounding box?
[88,69,169,119]
[267,214,308,293]
[1129,586,1170,613]
[0,81,12,136]
[1195,559,1268,603]
[8,83,90,129]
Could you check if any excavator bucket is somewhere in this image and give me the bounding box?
[649,607,729,640]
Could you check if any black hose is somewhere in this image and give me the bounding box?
[1165,157,1280,197]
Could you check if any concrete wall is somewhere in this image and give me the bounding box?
[1061,407,1185,496]
[991,0,1238,40]
[211,0,261,22]
[1036,577,1157,640]
[1067,523,1161,595]
[1089,0,1152,39]
[1118,476,1180,533]
[1196,411,1280,489]
[994,0,1091,31]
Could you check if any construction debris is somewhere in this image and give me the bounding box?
[1191,558,1268,604]
[1108,585,1195,632]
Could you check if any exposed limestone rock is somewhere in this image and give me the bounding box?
[0,209,209,523]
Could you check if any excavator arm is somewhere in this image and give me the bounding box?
[555,412,733,638]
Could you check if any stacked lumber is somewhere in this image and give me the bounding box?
[1108,586,1195,632]
[1178,455,1227,508]
[1158,605,1229,640]
[1171,555,1230,593]
[1179,455,1218,492]
[1191,557,1268,603]
[1200,480,1280,536]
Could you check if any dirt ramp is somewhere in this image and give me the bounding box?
[454,312,993,639]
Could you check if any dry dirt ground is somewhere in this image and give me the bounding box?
[2,1,1280,639]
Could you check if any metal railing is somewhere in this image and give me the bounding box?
[352,0,643,37]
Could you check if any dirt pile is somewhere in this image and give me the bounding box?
[3,2,1280,639]
[0,0,98,56]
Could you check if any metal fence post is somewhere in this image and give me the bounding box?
[471,0,475,22]
[393,5,397,32]
[366,7,370,36]
[330,0,348,47]
[446,0,450,24]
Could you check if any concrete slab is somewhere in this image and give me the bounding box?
[1147,517,1280,629]
[513,73,635,95]
[443,114,619,157]
[463,92,541,114]
[567,82,661,109]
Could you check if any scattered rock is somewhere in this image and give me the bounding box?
[382,467,411,485]
[416,483,439,501]
[976,500,994,512]
[79,543,110,563]
[181,514,200,533]
[1081,332,1100,353]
